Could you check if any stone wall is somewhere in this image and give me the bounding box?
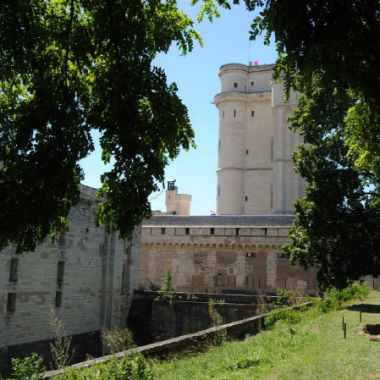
[140,218,318,295]
[0,185,141,377]
[127,291,275,346]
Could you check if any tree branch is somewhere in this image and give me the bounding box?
[64,0,75,105]
[106,0,122,71]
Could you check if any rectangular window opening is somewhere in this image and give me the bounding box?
[161,228,165,235]
[121,264,127,295]
[185,228,190,235]
[277,253,287,259]
[7,293,16,313]
[210,228,215,235]
[236,228,240,236]
[57,261,65,286]
[245,196,248,202]
[251,110,255,117]
[262,228,267,236]
[55,291,62,308]
[246,149,249,155]
[9,258,19,283]
[234,109,236,117]
[251,81,254,86]
[233,82,238,88]
[246,252,256,258]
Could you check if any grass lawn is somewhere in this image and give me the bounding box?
[154,292,380,380]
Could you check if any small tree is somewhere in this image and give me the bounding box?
[208,299,226,345]
[158,266,178,305]
[49,307,74,370]
[101,326,135,355]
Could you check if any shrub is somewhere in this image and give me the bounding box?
[208,299,227,345]
[275,289,294,306]
[307,281,370,313]
[322,281,370,310]
[101,327,135,355]
[58,356,155,380]
[49,307,75,370]
[157,267,178,305]
[264,308,301,329]
[11,353,46,380]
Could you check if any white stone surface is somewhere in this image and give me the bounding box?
[214,63,306,215]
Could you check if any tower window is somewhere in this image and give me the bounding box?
[246,149,249,155]
[7,293,16,313]
[234,82,237,88]
[246,252,256,258]
[167,180,176,190]
[161,228,165,235]
[234,110,236,117]
[210,228,215,235]
[186,228,190,235]
[251,81,254,86]
[245,196,248,202]
[9,258,19,283]
[262,228,267,236]
[277,253,287,259]
[251,110,255,117]
[236,228,240,236]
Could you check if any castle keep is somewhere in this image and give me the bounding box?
[215,63,306,215]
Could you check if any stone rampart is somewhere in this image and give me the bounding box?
[0,185,141,377]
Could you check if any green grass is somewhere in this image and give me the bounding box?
[154,292,380,380]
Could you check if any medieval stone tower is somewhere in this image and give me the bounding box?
[214,63,306,215]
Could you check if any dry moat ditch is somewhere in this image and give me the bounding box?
[356,324,380,341]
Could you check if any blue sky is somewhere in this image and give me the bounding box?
[80,2,277,215]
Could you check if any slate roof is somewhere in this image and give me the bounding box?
[143,215,295,228]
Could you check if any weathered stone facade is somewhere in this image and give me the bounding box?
[0,185,140,376]
[139,215,318,294]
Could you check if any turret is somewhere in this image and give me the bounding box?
[165,180,191,215]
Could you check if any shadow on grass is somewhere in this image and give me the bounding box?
[347,304,380,314]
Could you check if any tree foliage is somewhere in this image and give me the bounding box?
[282,79,380,289]
[0,0,199,253]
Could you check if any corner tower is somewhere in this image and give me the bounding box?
[214,63,305,215]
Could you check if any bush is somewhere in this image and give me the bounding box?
[309,281,370,313]
[323,281,370,310]
[157,267,178,305]
[275,289,294,306]
[11,353,45,380]
[101,327,135,355]
[264,309,301,329]
[58,356,155,380]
